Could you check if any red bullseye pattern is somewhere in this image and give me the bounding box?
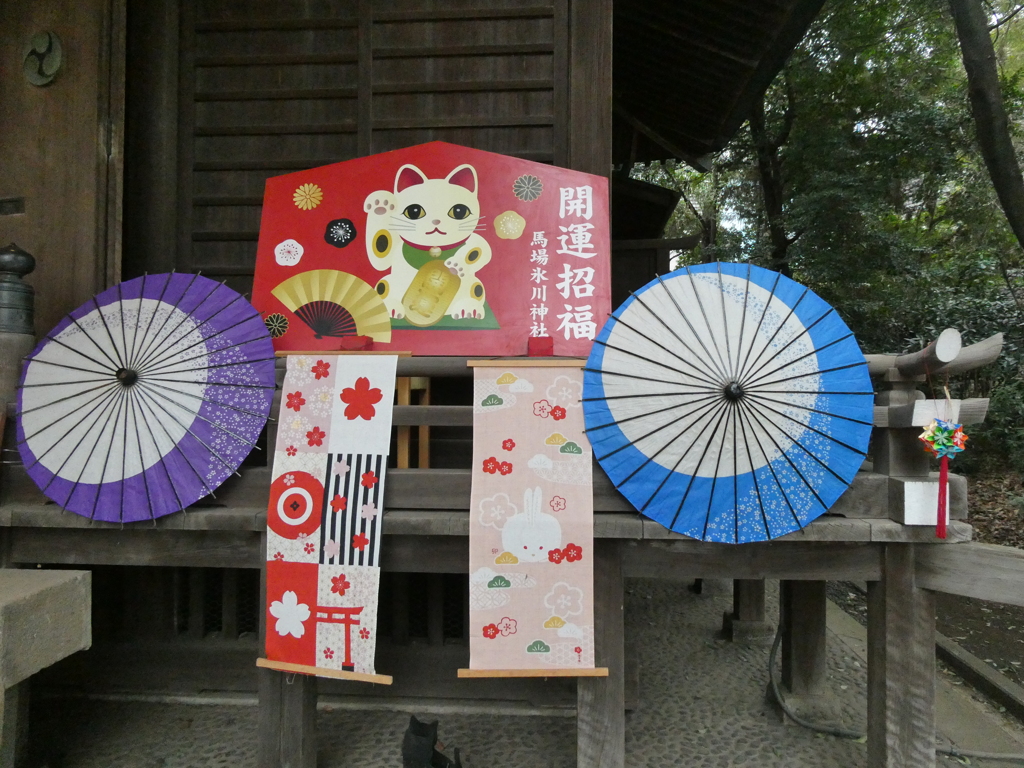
[268,471,324,539]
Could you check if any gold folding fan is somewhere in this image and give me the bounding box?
[271,270,392,341]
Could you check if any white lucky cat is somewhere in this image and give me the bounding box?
[364,164,492,325]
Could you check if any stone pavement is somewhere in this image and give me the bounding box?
[28,579,1024,767]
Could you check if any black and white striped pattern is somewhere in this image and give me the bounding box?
[319,452,385,567]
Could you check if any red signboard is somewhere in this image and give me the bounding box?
[252,142,610,357]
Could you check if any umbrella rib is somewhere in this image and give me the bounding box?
[665,401,733,532]
[133,385,218,498]
[582,388,722,404]
[145,356,278,379]
[131,388,188,514]
[736,269,782,378]
[36,386,124,495]
[133,287,242,373]
[130,383,244,478]
[737,397,829,520]
[593,338,721,386]
[88,390,130,521]
[17,380,122,450]
[596,393,725,464]
[678,268,733,382]
[698,400,733,540]
[740,398,861,483]
[49,388,125,510]
[119,378,131,523]
[732,264,752,381]
[126,387,157,521]
[131,276,224,372]
[584,391,720,434]
[741,395,867,459]
[734,400,773,540]
[125,274,147,372]
[716,263,736,380]
[131,273,201,369]
[602,313,724,385]
[582,367,720,392]
[736,286,809,385]
[142,377,271,421]
[19,377,118,390]
[748,360,867,389]
[665,271,732,383]
[137,381,262,449]
[743,331,853,390]
[150,377,274,391]
[743,391,874,426]
[731,403,739,542]
[25,356,118,379]
[635,399,732,513]
[90,294,127,370]
[139,312,262,375]
[61,312,123,370]
[128,272,169,370]
[735,399,805,532]
[116,281,130,381]
[38,334,119,375]
[18,380,116,417]
[602,395,727,480]
[636,278,729,384]
[752,389,873,397]
[141,332,269,378]
[741,307,836,384]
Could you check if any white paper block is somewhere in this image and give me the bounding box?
[909,399,960,427]
[889,477,949,526]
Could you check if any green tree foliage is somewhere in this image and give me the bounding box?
[633,0,1024,471]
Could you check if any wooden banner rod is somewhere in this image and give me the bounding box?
[257,657,394,685]
[457,667,609,678]
[468,358,586,368]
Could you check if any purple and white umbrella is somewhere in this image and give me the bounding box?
[16,273,275,523]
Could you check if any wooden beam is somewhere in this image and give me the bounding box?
[916,542,1024,607]
[623,540,882,581]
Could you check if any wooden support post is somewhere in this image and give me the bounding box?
[258,667,318,768]
[259,530,318,768]
[0,681,28,768]
[577,540,624,768]
[724,579,771,642]
[187,568,204,639]
[427,573,444,646]
[391,573,409,645]
[780,580,828,695]
[416,378,431,468]
[867,544,936,768]
[222,568,238,641]
[396,377,411,470]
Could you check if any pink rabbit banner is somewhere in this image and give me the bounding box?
[464,362,601,676]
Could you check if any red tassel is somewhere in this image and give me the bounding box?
[937,455,948,539]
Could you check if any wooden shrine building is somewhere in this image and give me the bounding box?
[4,2,1024,768]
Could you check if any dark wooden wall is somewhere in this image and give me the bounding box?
[0,0,124,338]
[123,0,612,297]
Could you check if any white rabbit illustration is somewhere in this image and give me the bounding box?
[502,486,562,563]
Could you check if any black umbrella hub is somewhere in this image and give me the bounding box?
[115,367,139,388]
[723,381,744,402]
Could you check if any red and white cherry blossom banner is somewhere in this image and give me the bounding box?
[259,354,397,684]
[463,361,604,677]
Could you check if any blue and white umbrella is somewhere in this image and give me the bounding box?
[583,263,873,543]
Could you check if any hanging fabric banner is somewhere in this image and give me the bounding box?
[258,353,397,684]
[462,361,606,677]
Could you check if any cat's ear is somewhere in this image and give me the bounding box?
[395,164,428,193]
[446,164,478,194]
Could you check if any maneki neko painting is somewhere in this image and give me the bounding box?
[252,142,611,357]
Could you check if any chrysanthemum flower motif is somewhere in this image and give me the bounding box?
[270,591,310,638]
[293,183,323,210]
[513,174,543,202]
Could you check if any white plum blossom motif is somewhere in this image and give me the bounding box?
[497,616,518,636]
[479,493,517,529]
[334,458,350,478]
[283,474,296,486]
[360,502,378,521]
[270,591,310,638]
[545,375,583,408]
[544,582,583,617]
